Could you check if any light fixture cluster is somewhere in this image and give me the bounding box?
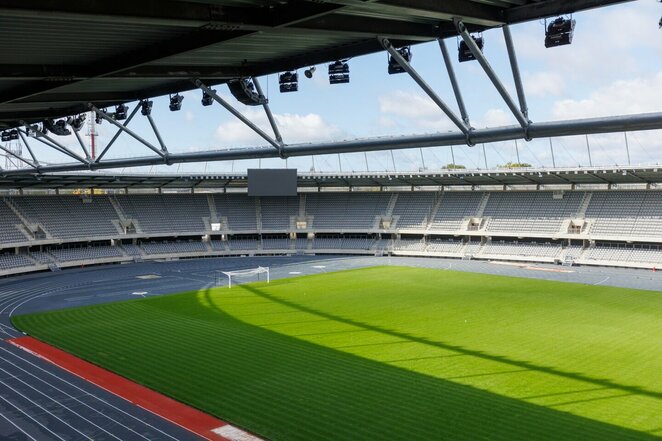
[141,99,153,116]
[114,104,128,120]
[328,60,349,84]
[67,114,86,131]
[43,119,71,136]
[228,78,266,105]
[458,35,484,62]
[1,129,18,142]
[169,94,184,111]
[545,17,576,48]
[279,71,298,93]
[388,46,411,74]
[201,90,215,106]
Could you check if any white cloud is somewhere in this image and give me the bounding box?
[379,90,439,119]
[378,90,460,131]
[215,109,343,145]
[551,71,662,120]
[476,109,515,128]
[523,71,565,97]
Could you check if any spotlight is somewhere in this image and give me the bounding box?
[458,35,483,62]
[9,129,18,140]
[113,104,128,120]
[25,125,39,137]
[201,90,215,106]
[228,78,266,105]
[95,110,104,124]
[169,94,183,111]
[304,66,316,79]
[388,46,411,74]
[44,119,71,136]
[328,60,349,84]
[545,17,575,48]
[68,114,86,131]
[140,99,153,116]
[279,71,298,93]
[0,131,10,142]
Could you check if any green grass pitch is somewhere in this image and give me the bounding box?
[12,266,662,440]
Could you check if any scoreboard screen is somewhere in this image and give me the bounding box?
[247,169,297,196]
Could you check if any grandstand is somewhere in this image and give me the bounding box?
[2,171,662,277]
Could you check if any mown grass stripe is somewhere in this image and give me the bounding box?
[12,266,662,441]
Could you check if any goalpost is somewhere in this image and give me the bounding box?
[221,266,270,288]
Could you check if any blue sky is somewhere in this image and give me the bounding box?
[17,0,662,174]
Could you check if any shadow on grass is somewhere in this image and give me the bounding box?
[193,286,659,441]
[239,283,662,401]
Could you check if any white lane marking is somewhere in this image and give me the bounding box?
[0,354,151,441]
[0,378,84,440]
[594,276,611,286]
[213,424,264,441]
[0,410,39,441]
[7,342,218,441]
[0,346,181,441]
[0,365,125,441]
[312,265,326,269]
[288,271,302,275]
[0,394,61,441]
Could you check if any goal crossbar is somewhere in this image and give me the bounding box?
[221,266,270,288]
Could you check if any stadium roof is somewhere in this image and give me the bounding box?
[2,167,661,190]
[0,0,632,129]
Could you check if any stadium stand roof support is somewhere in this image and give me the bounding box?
[1,0,655,176]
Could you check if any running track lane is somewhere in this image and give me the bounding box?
[8,336,263,441]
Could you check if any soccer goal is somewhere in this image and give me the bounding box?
[221,266,270,288]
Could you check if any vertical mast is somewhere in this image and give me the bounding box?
[86,110,97,160]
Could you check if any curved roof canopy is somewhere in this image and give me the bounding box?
[0,0,631,129]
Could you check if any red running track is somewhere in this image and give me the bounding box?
[8,336,243,441]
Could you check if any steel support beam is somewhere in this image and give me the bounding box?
[502,25,529,120]
[193,79,283,154]
[20,122,88,164]
[146,114,169,154]
[71,127,91,160]
[0,144,37,169]
[454,19,530,132]
[438,38,470,125]
[17,130,39,165]
[90,105,166,159]
[4,112,662,175]
[95,102,141,163]
[253,77,283,144]
[379,37,471,137]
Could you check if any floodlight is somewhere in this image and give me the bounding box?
[228,78,267,105]
[545,17,575,48]
[328,60,349,84]
[388,46,411,74]
[68,114,86,131]
[279,71,298,93]
[201,90,215,106]
[114,104,128,120]
[95,111,104,124]
[141,99,153,116]
[458,36,483,62]
[0,131,9,142]
[44,119,71,136]
[304,66,316,79]
[169,94,184,111]
[9,129,18,140]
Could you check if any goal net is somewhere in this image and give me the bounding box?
[221,266,270,288]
